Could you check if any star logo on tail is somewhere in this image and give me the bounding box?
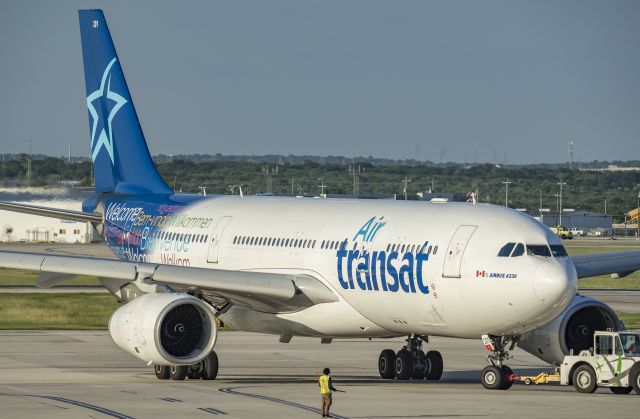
[86,57,127,164]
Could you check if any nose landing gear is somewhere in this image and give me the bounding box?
[378,335,443,381]
[480,334,519,390]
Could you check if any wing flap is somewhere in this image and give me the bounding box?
[152,265,296,301]
[40,255,138,279]
[571,250,640,278]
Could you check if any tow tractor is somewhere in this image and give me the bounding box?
[512,330,640,394]
[560,330,640,394]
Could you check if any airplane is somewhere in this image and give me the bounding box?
[1,9,639,390]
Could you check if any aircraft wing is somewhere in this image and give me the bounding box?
[0,251,337,313]
[571,250,640,279]
[0,201,102,223]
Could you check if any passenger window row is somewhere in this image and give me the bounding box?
[231,236,438,255]
[321,240,348,250]
[385,242,438,255]
[233,236,317,249]
[149,230,208,243]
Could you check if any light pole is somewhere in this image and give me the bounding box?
[502,179,512,207]
[539,189,543,224]
[637,192,640,240]
[568,141,575,170]
[402,177,411,200]
[557,181,566,226]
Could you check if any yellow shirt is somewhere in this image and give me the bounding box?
[319,374,331,394]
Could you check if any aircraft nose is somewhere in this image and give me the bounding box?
[533,259,577,304]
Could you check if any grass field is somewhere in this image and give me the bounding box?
[619,312,640,330]
[0,267,100,286]
[0,293,119,329]
[0,293,237,330]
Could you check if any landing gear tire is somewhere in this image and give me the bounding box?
[480,334,519,390]
[395,349,413,380]
[610,387,633,394]
[154,365,170,380]
[573,365,597,393]
[169,365,188,381]
[412,351,427,379]
[187,363,203,379]
[425,351,443,380]
[202,351,219,380]
[631,363,640,395]
[378,349,396,379]
[481,365,504,390]
[499,365,514,390]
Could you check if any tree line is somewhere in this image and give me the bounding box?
[1,155,638,222]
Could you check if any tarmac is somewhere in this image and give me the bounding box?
[0,241,639,417]
[0,331,638,419]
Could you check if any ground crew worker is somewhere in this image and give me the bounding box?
[315,368,345,417]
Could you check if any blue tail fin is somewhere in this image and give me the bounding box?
[79,10,172,195]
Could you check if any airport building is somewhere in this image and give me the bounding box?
[537,210,613,235]
[0,187,94,243]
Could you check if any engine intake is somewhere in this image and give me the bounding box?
[519,294,622,364]
[109,292,217,365]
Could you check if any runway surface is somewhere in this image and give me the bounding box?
[580,289,640,313]
[0,331,637,419]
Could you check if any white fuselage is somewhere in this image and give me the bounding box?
[132,196,577,340]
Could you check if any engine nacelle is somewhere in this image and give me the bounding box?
[519,294,622,364]
[109,292,217,365]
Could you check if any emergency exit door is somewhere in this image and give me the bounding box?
[207,216,233,263]
[442,225,477,278]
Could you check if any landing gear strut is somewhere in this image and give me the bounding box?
[378,335,443,381]
[480,334,519,390]
[153,350,219,381]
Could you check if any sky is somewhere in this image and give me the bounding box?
[0,0,639,164]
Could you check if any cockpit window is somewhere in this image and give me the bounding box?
[550,245,568,257]
[527,245,551,257]
[511,243,525,257]
[498,242,515,257]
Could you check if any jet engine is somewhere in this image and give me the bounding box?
[109,292,218,365]
[519,294,622,364]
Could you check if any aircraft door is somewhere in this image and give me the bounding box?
[442,225,477,278]
[207,216,233,263]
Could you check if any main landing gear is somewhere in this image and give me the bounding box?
[378,335,443,381]
[154,351,219,381]
[480,334,519,390]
